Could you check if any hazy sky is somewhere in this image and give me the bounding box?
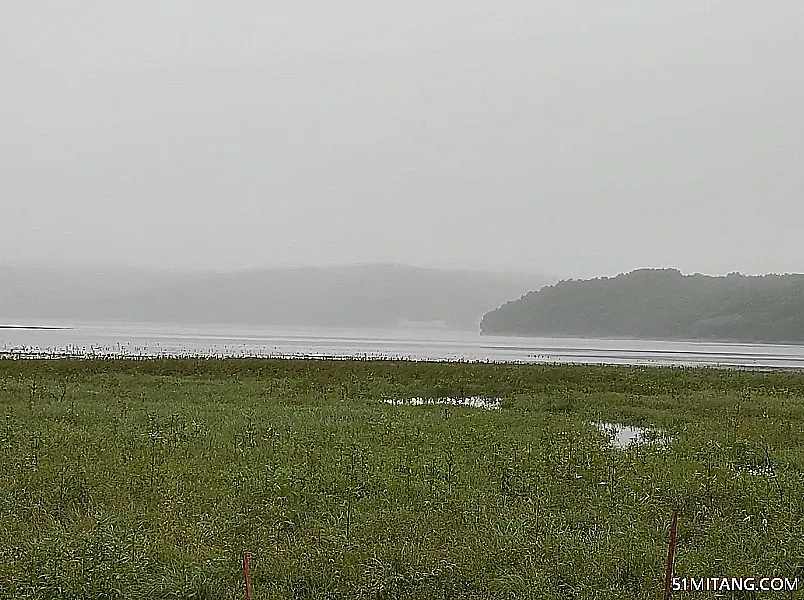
[2,1,802,278]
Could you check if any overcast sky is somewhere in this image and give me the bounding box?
[2,1,802,278]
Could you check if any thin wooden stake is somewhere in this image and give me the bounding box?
[663,509,679,600]
[243,552,253,600]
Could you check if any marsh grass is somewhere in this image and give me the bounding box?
[1,359,804,598]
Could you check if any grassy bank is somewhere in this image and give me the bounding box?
[1,359,803,599]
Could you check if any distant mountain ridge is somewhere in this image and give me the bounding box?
[480,268,804,343]
[0,263,553,331]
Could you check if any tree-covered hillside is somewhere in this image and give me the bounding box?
[480,269,804,343]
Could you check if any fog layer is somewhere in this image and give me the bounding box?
[2,1,802,278]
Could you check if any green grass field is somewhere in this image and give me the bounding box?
[1,359,803,599]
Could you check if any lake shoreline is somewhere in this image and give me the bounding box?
[0,325,71,330]
[481,330,804,348]
[4,322,804,369]
[0,352,802,373]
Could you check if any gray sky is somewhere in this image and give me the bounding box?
[2,0,802,279]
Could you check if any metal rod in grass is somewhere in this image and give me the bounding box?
[243,552,253,600]
[663,508,679,600]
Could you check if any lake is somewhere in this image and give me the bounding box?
[3,321,804,369]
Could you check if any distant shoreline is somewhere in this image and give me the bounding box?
[0,325,71,330]
[480,330,804,348]
[0,353,801,373]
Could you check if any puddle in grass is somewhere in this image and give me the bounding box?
[745,466,776,477]
[383,397,502,410]
[594,422,669,449]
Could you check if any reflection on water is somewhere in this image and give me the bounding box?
[2,321,804,368]
[383,397,502,410]
[594,422,669,449]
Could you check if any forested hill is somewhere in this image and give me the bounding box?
[480,269,804,343]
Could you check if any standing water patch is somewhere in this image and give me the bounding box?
[594,422,669,449]
[383,397,502,410]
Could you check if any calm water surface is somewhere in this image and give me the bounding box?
[2,321,804,369]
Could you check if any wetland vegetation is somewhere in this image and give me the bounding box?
[1,358,803,598]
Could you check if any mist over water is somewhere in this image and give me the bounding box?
[2,1,803,278]
[2,2,802,361]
